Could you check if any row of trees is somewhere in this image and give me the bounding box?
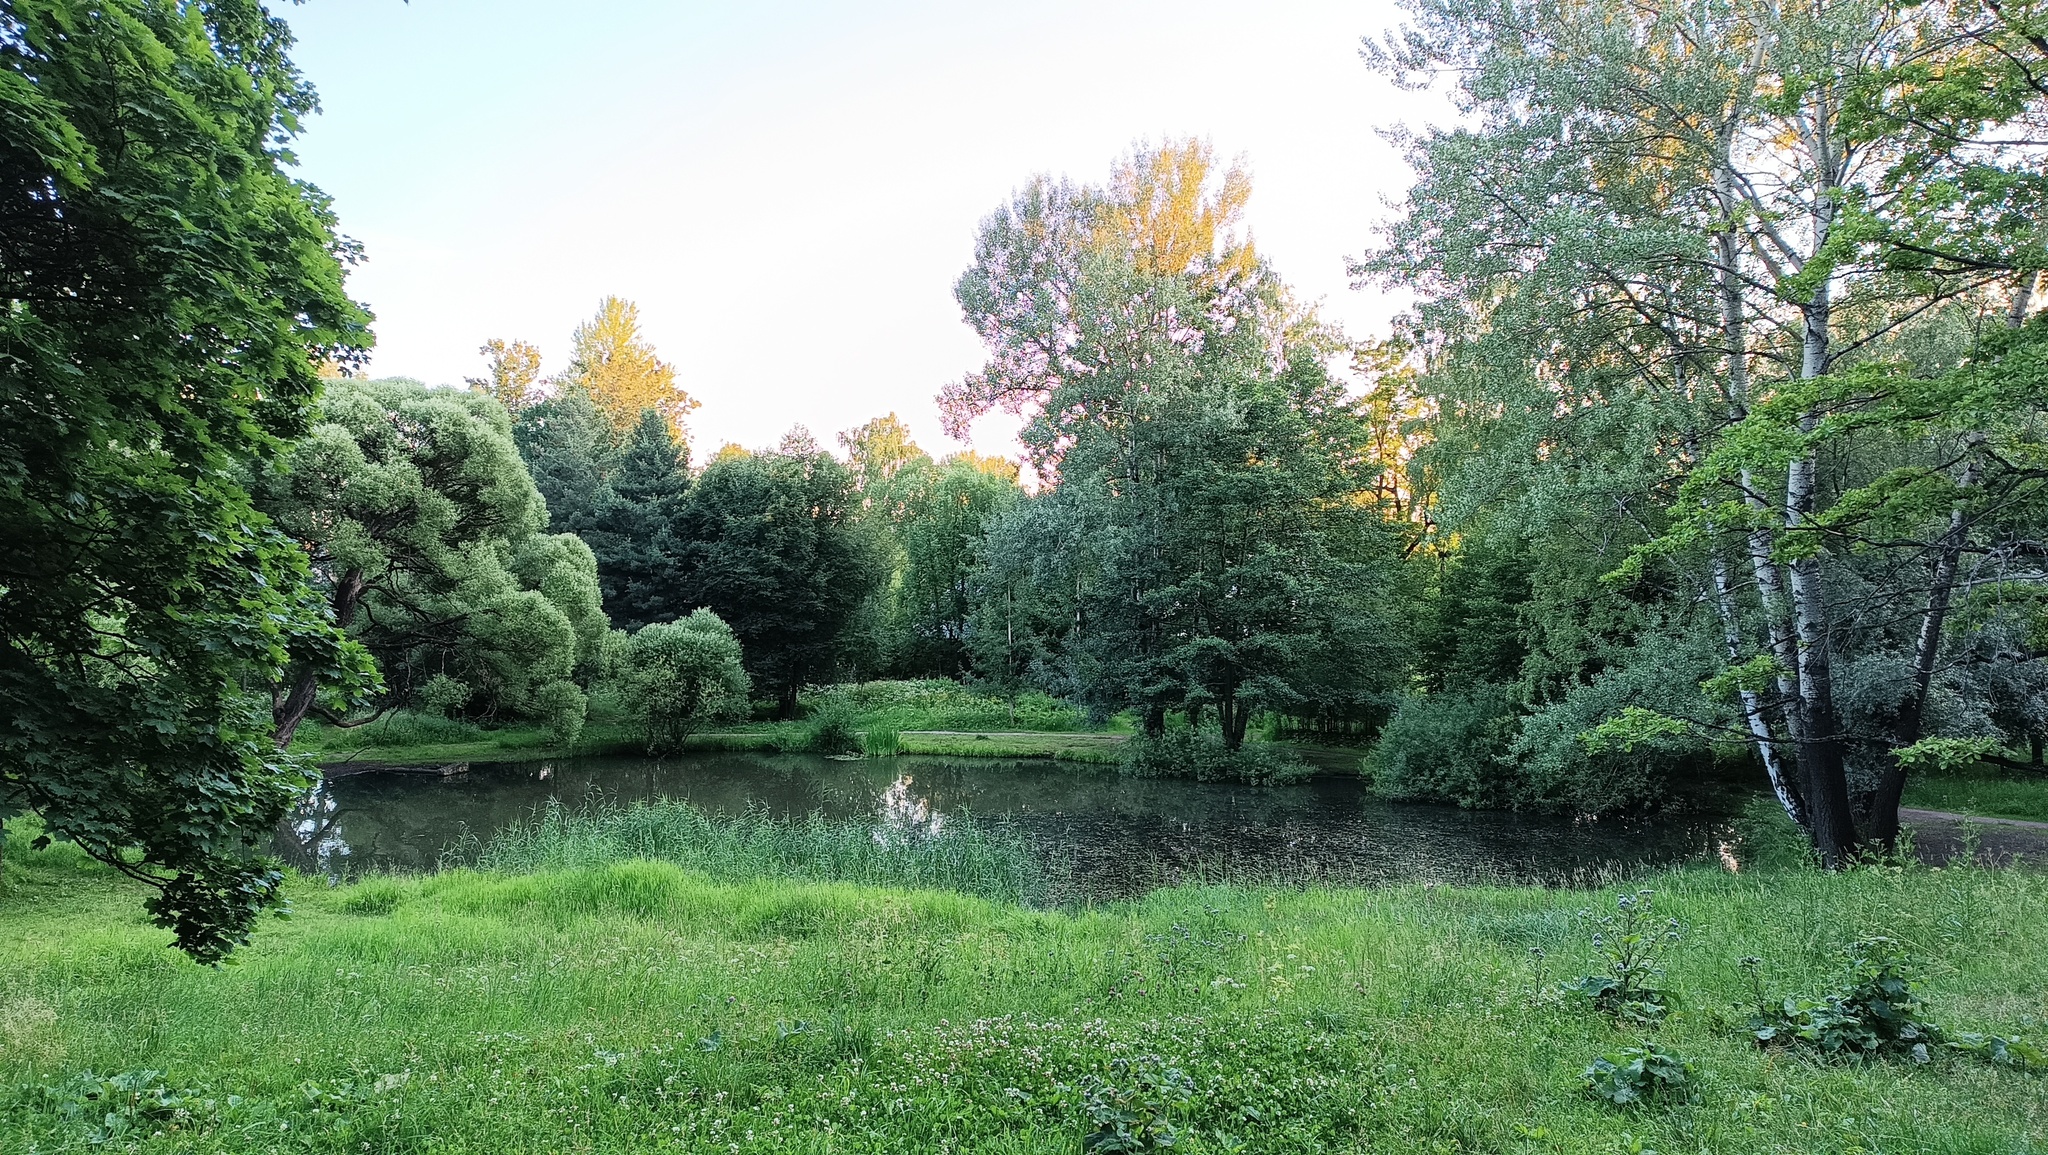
[1360,0,2048,863]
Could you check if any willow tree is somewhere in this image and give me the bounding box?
[261,380,606,744]
[1366,0,2048,861]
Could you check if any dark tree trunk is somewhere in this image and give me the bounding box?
[1185,702,1204,730]
[777,680,801,721]
[1142,704,1166,739]
[1218,697,1249,752]
[2032,733,2043,769]
[1867,471,1972,849]
[272,567,366,748]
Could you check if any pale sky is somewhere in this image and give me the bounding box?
[281,0,1431,461]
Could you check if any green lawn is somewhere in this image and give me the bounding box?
[1904,766,2048,823]
[2,830,2043,1153]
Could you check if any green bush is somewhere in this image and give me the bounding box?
[533,679,587,745]
[1119,730,1311,785]
[1582,1044,1694,1107]
[415,673,471,718]
[1363,684,1521,807]
[620,610,751,753]
[806,705,862,755]
[863,726,902,757]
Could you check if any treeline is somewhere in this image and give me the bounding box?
[299,142,1417,761]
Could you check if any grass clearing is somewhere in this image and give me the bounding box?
[1905,765,2048,823]
[2,814,2044,1153]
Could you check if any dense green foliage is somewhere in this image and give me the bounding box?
[0,0,377,960]
[259,378,605,743]
[672,440,883,716]
[1356,0,2048,854]
[619,610,751,753]
[3,825,2044,1152]
[943,142,1411,764]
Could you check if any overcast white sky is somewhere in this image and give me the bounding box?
[281,0,1433,460]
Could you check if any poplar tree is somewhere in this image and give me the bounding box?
[563,296,697,439]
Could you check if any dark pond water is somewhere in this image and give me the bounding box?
[279,753,1751,896]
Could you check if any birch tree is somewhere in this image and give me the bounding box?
[1367,0,2048,862]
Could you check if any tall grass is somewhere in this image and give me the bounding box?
[446,798,1049,906]
[862,726,902,757]
[4,837,2044,1154]
[809,680,1083,732]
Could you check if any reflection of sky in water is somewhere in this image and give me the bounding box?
[875,774,943,840]
[279,753,1753,896]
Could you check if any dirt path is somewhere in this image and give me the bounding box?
[1901,808,2048,865]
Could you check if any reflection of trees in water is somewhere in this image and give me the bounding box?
[278,753,1744,889]
[279,783,355,875]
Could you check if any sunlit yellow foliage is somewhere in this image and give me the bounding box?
[564,296,697,439]
[465,337,544,413]
[839,412,924,487]
[942,449,1021,483]
[1091,139,1258,285]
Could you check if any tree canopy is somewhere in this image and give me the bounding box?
[0,0,377,960]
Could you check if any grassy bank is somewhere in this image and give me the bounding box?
[1905,764,2048,823]
[3,822,2043,1153]
[291,681,1127,768]
[295,720,1130,768]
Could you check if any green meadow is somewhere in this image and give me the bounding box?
[3,810,2043,1154]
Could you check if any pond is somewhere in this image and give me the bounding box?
[280,752,1751,897]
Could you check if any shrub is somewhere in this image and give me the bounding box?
[804,704,862,755]
[1582,1044,1694,1107]
[1512,631,1725,814]
[863,726,902,757]
[533,679,587,745]
[415,673,471,718]
[1363,684,1521,807]
[621,610,751,753]
[1120,730,1310,785]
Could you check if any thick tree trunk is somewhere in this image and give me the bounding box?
[1786,269,1859,865]
[272,567,367,748]
[1142,704,1166,739]
[777,680,801,722]
[1867,459,1975,848]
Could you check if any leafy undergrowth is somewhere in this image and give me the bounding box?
[2,838,2043,1153]
[1904,766,2048,823]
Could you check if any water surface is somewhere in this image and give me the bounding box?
[281,753,1748,896]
